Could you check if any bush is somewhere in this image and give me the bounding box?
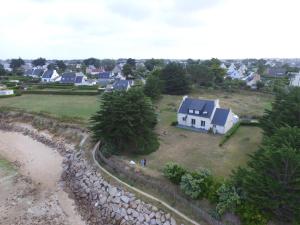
[163,162,187,184]
[206,180,222,203]
[219,122,241,146]
[180,169,213,199]
[170,121,178,126]
[216,182,241,216]
[235,202,268,225]
[23,90,100,95]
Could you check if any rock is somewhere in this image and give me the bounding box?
[170,217,176,225]
[121,195,130,204]
[138,214,144,222]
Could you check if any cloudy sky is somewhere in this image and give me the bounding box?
[1,0,300,59]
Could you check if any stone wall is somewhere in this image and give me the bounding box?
[0,120,179,225]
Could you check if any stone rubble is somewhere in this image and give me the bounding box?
[0,121,179,225]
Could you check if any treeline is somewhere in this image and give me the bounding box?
[144,58,228,99]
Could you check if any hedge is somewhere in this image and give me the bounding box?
[219,122,241,146]
[240,120,260,126]
[23,90,101,95]
[0,94,17,98]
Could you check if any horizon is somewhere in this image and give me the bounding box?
[1,0,300,59]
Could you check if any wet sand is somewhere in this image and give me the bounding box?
[0,130,85,225]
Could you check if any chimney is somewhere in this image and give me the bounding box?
[183,95,188,101]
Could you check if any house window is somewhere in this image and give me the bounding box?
[191,119,196,126]
[189,109,194,114]
[201,121,205,127]
[182,117,186,121]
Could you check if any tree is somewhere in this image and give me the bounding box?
[32,57,46,67]
[10,58,25,71]
[187,64,214,86]
[100,59,116,71]
[144,70,163,100]
[83,57,101,67]
[160,62,190,95]
[260,87,300,136]
[233,127,300,222]
[47,63,55,70]
[55,60,67,72]
[163,162,187,184]
[144,58,164,71]
[126,58,136,68]
[90,88,159,155]
[122,63,133,79]
[180,169,213,199]
[0,64,6,76]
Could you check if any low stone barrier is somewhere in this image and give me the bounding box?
[0,121,179,225]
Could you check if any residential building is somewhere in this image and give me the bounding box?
[41,69,60,82]
[25,68,44,78]
[107,80,134,92]
[177,96,239,134]
[290,72,300,87]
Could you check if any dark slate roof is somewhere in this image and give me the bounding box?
[97,72,111,79]
[25,69,33,76]
[178,98,215,118]
[113,80,133,91]
[211,108,230,126]
[61,72,76,83]
[267,68,286,77]
[75,76,83,83]
[33,68,44,76]
[42,69,54,78]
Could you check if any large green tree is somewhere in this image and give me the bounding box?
[260,87,300,136]
[144,69,163,100]
[233,128,300,222]
[10,58,25,71]
[144,58,164,71]
[55,60,67,72]
[90,88,159,154]
[32,57,46,67]
[160,62,190,95]
[83,57,101,67]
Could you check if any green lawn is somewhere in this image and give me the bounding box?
[0,94,100,122]
[120,90,271,178]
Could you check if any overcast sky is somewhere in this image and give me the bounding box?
[1,0,300,59]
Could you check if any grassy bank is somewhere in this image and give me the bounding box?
[0,94,99,123]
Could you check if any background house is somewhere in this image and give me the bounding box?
[41,69,60,82]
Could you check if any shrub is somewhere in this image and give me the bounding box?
[206,179,222,203]
[170,121,178,126]
[180,169,213,199]
[216,182,241,216]
[219,122,241,146]
[235,202,268,225]
[163,162,187,184]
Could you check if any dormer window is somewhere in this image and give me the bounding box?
[195,110,200,115]
[203,111,208,115]
[188,109,194,114]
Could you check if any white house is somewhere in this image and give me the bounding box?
[177,96,239,134]
[0,90,14,96]
[290,72,300,87]
[41,69,60,82]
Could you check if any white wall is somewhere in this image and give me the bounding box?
[178,113,212,130]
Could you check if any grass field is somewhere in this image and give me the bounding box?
[120,90,270,178]
[0,94,99,122]
[0,90,270,177]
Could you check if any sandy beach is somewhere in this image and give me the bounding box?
[0,130,85,225]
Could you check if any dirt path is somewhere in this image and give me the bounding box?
[0,131,85,225]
